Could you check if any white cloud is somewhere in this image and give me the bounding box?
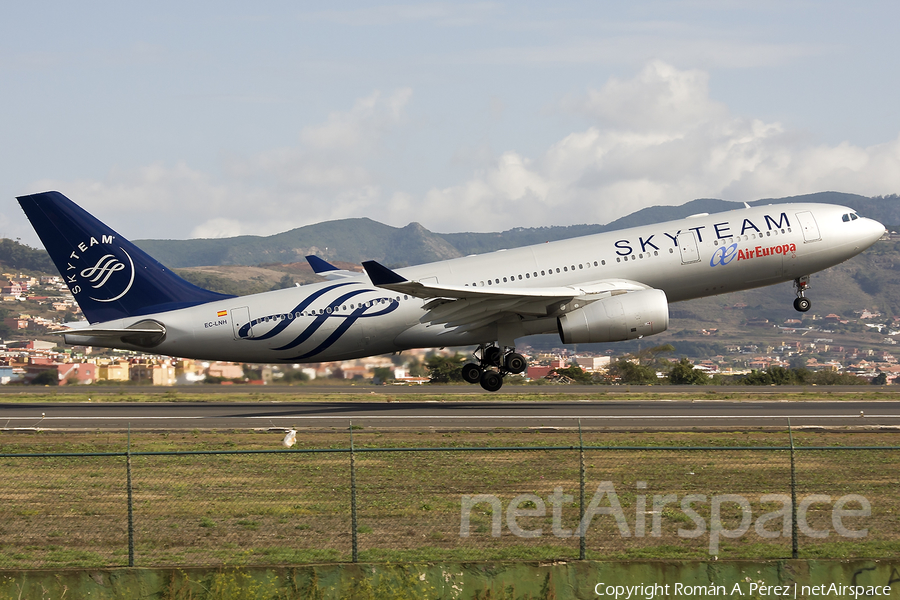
[23,63,900,249]
[412,61,900,231]
[27,90,413,241]
[299,88,412,153]
[190,218,243,239]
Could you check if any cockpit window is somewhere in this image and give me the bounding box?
[842,214,850,222]
[851,213,859,220]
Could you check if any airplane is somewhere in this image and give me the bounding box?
[17,191,885,391]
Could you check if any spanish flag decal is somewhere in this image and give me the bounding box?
[217,310,227,317]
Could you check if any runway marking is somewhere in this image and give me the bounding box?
[2,414,898,420]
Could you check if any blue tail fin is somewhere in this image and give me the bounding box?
[17,191,234,323]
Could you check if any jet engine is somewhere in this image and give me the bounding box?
[557,289,669,344]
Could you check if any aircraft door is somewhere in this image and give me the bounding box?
[796,211,821,242]
[677,231,701,264]
[230,307,253,340]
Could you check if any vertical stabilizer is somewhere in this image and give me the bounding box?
[17,191,234,323]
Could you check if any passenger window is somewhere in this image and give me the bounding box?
[601,260,606,265]
[503,277,508,282]
[564,266,568,271]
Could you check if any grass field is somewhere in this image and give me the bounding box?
[0,427,898,568]
[1,386,900,403]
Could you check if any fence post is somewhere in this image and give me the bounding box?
[126,424,135,567]
[350,420,359,563]
[788,418,798,559]
[578,419,586,560]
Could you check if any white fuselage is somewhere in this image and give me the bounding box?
[67,203,884,362]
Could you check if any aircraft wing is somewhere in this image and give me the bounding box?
[362,260,653,332]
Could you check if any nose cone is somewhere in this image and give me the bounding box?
[862,217,886,246]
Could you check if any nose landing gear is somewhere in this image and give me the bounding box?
[461,344,528,392]
[793,276,811,312]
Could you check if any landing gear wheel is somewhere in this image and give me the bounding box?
[479,370,504,392]
[793,297,811,312]
[504,352,527,374]
[461,362,483,384]
[483,346,502,366]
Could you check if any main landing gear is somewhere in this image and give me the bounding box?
[793,276,811,312]
[461,344,528,392]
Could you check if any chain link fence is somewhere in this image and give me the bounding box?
[0,428,897,568]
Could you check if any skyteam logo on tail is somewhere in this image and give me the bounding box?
[66,235,136,302]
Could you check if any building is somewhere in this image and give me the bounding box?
[58,363,97,385]
[206,362,244,380]
[574,356,611,371]
[98,361,130,382]
[131,363,176,386]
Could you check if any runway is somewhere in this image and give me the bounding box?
[2,399,900,430]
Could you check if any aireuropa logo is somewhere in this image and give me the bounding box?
[460,481,870,554]
[709,243,738,267]
[66,235,135,302]
[710,241,798,268]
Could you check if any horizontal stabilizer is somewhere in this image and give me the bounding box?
[58,319,167,348]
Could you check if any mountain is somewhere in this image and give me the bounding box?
[132,191,900,268]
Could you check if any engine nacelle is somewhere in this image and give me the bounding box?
[557,289,669,344]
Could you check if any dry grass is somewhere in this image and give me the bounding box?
[0,429,898,568]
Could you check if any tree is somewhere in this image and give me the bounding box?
[668,359,709,385]
[372,367,394,384]
[281,369,310,384]
[271,274,295,291]
[872,372,888,385]
[607,360,658,384]
[425,353,466,383]
[406,357,427,378]
[553,365,593,384]
[31,370,58,386]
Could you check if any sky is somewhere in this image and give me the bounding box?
[3,1,900,247]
